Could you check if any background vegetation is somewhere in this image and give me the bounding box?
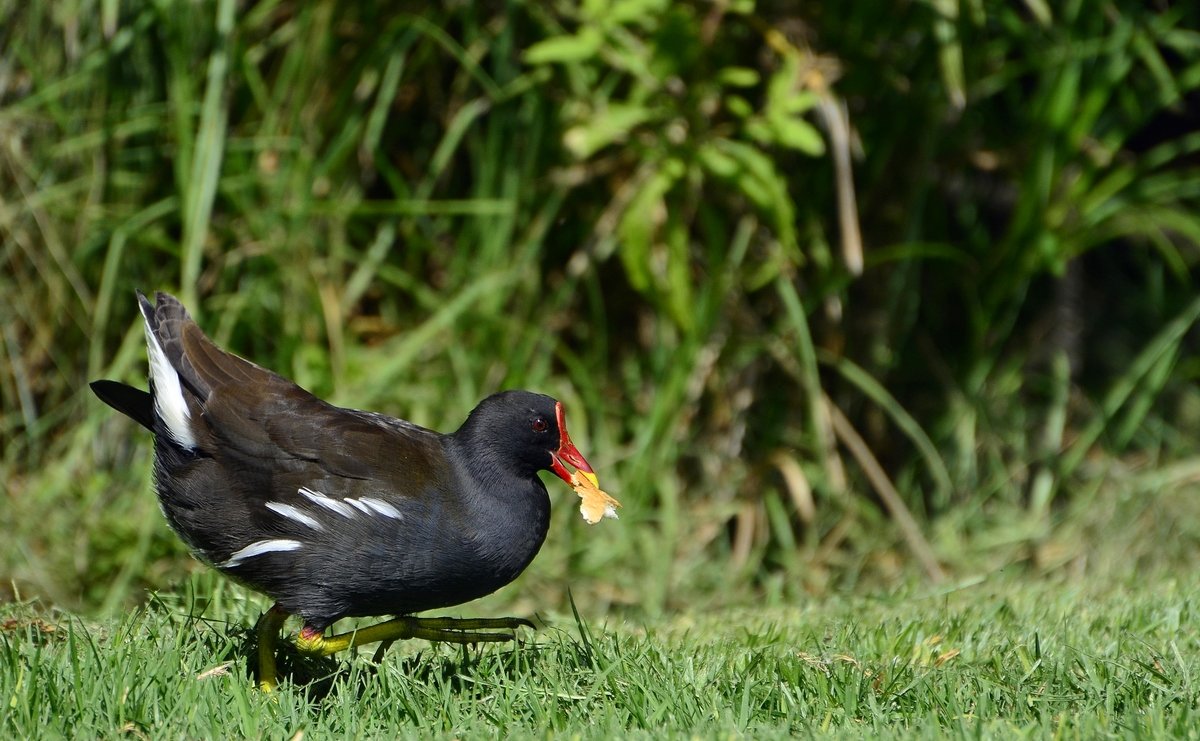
[3,0,1200,731]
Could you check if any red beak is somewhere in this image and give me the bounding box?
[548,401,595,485]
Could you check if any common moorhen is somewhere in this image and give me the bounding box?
[91,291,601,689]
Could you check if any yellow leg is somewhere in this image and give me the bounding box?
[370,638,397,665]
[254,605,289,691]
[295,615,534,657]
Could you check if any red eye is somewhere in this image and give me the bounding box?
[531,417,548,433]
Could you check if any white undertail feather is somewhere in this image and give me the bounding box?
[141,307,198,449]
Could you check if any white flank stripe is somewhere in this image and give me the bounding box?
[299,487,356,518]
[142,318,197,449]
[345,498,373,515]
[220,539,302,568]
[265,502,323,530]
[359,497,403,520]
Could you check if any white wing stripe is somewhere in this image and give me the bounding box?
[359,497,403,520]
[299,487,356,518]
[265,502,323,530]
[220,539,302,568]
[294,487,403,522]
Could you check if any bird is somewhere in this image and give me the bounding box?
[90,290,599,690]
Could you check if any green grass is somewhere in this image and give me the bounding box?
[4,569,1197,738]
[4,2,1200,736]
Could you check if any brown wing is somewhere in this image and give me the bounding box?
[147,291,447,486]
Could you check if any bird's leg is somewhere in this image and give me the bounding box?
[294,616,534,658]
[254,604,290,691]
[370,638,397,665]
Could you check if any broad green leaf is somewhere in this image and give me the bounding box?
[718,67,760,87]
[781,90,819,115]
[766,54,801,117]
[524,27,603,65]
[618,159,684,292]
[772,116,825,155]
[609,0,672,26]
[743,118,775,147]
[699,140,769,208]
[581,0,611,20]
[703,139,797,253]
[696,141,738,179]
[563,102,653,159]
[725,95,754,119]
[759,56,824,154]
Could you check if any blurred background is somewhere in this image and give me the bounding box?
[3,0,1200,620]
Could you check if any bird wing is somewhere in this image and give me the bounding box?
[144,291,448,488]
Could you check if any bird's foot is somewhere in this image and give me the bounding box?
[254,604,290,692]
[295,615,535,658]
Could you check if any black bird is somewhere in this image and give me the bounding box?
[91,291,598,689]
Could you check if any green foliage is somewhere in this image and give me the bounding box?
[526,0,815,306]
[2,571,1198,737]
[2,0,1200,624]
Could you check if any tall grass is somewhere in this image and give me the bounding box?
[2,1,1200,616]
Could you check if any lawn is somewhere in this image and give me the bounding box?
[3,569,1196,738]
[5,2,1200,738]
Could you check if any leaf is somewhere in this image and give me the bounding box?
[771,117,825,155]
[718,67,760,87]
[696,142,738,178]
[742,118,775,147]
[665,214,694,331]
[1044,63,1080,133]
[563,102,653,159]
[928,0,965,109]
[609,0,672,26]
[699,140,769,206]
[781,90,819,115]
[618,159,684,291]
[701,139,797,253]
[765,53,803,117]
[524,27,603,65]
[759,55,824,154]
[725,95,754,119]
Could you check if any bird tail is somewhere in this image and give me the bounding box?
[89,379,155,431]
[90,290,206,449]
[136,290,204,449]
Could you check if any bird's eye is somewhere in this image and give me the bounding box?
[531,417,548,433]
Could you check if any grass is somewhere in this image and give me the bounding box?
[4,2,1200,736]
[3,568,1198,738]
